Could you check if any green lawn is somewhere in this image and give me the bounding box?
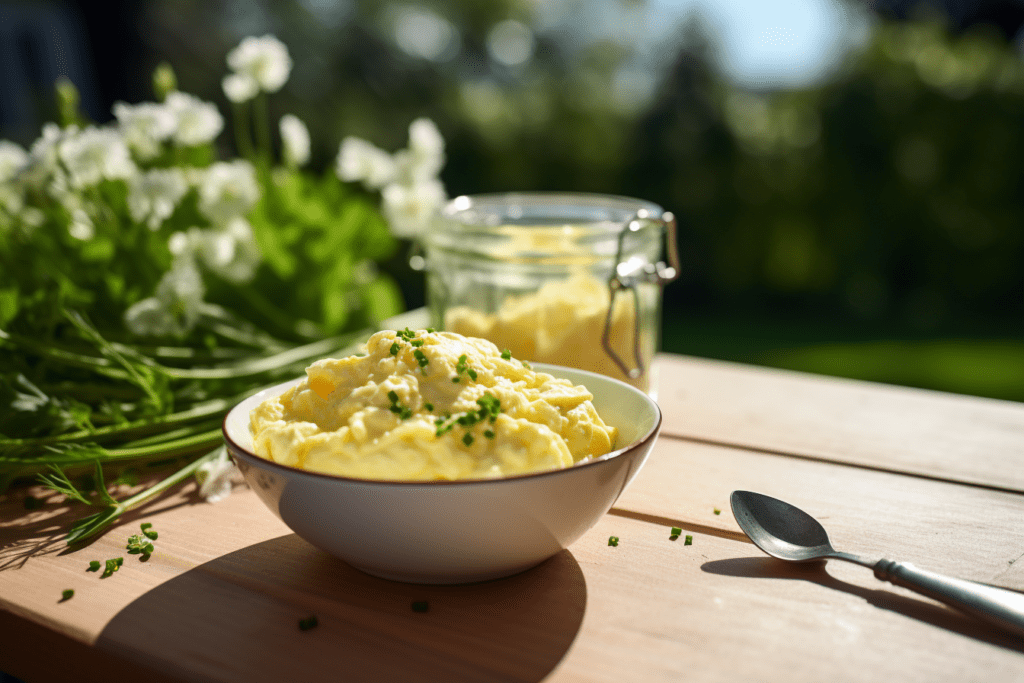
[661,315,1024,403]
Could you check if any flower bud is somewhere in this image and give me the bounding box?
[153,62,178,101]
[54,77,80,127]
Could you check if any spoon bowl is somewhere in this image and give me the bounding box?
[730,490,839,564]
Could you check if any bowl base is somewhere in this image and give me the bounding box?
[347,557,550,585]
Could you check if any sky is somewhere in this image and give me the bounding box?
[646,0,873,89]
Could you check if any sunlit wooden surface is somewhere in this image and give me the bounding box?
[2,352,1023,682]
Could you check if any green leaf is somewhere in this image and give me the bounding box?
[360,276,405,325]
[67,507,122,544]
[0,287,18,327]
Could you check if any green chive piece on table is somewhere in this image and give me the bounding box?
[684,535,693,545]
[713,508,721,515]
[671,526,682,536]
[608,536,619,547]
[87,560,101,572]
[61,589,74,601]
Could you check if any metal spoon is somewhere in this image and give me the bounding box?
[730,490,1024,638]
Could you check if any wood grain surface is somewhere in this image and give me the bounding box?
[2,355,1023,682]
[654,353,1024,493]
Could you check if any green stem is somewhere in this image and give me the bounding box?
[253,92,272,171]
[232,101,255,161]
[1,428,223,475]
[157,329,368,380]
[66,448,222,544]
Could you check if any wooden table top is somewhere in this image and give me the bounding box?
[2,352,1023,682]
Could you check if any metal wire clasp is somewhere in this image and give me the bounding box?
[601,209,680,380]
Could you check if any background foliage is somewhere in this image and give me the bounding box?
[3,0,1023,400]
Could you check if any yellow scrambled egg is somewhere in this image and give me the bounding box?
[249,329,618,480]
[444,274,653,389]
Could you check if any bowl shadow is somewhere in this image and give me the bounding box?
[701,556,1024,653]
[96,534,587,682]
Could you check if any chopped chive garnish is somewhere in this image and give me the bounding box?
[102,557,123,577]
[425,402,433,412]
[671,526,682,536]
[462,433,474,446]
[126,534,155,555]
[501,349,512,360]
[684,535,693,545]
[452,377,460,383]
[61,589,74,601]
[467,368,477,381]
[484,429,495,439]
[413,349,429,368]
[426,327,436,333]
[387,390,413,419]
[411,600,429,613]
[87,560,101,572]
[390,342,400,355]
[143,529,158,540]
[140,522,152,531]
[411,339,424,347]
[608,536,619,546]
[298,615,318,631]
[713,508,721,515]
[521,360,531,369]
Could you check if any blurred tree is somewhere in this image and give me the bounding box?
[627,17,1024,332]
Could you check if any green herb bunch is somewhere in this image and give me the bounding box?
[0,35,446,543]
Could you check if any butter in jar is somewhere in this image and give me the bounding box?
[422,193,678,394]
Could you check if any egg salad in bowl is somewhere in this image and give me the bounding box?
[249,329,618,481]
[225,327,660,583]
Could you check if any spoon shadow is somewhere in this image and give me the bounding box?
[701,556,1024,653]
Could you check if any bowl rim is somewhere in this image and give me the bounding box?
[222,362,662,488]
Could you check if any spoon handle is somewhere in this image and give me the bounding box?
[873,559,1024,638]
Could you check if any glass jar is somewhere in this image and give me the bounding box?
[422,193,678,394]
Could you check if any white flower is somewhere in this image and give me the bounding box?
[165,92,224,146]
[336,136,396,189]
[408,117,445,169]
[392,118,445,184]
[197,160,260,224]
[68,208,94,241]
[222,73,259,104]
[123,256,206,337]
[226,35,292,93]
[279,114,310,168]
[28,123,70,174]
[195,446,238,503]
[0,141,28,184]
[58,126,135,189]
[0,184,23,215]
[197,217,261,283]
[381,178,446,238]
[113,101,177,160]
[127,168,189,230]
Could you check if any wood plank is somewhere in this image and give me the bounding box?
[614,435,1024,589]
[551,515,1024,683]
[3,505,1022,683]
[652,354,1024,492]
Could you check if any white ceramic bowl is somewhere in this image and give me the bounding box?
[223,363,661,584]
